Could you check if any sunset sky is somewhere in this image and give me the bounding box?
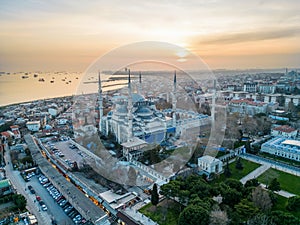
[1,0,299,71]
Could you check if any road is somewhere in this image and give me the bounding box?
[4,147,52,225]
[4,145,74,225]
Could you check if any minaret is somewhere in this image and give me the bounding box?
[127,69,133,141]
[98,71,103,132]
[172,71,177,128]
[211,80,216,131]
[138,71,142,95]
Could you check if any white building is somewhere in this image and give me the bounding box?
[227,99,268,115]
[243,83,257,93]
[10,125,21,139]
[284,95,300,107]
[198,155,223,175]
[26,121,41,132]
[264,94,282,104]
[261,137,300,162]
[271,125,298,138]
[258,83,276,94]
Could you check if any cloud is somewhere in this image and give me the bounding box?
[194,27,300,45]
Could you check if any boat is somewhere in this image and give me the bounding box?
[22,76,29,79]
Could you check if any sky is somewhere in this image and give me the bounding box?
[0,0,300,71]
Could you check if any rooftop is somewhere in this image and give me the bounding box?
[0,179,11,189]
[281,140,300,148]
[198,155,221,164]
[273,125,296,133]
[121,137,147,149]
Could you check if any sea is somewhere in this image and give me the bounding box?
[0,72,84,106]
[0,72,126,107]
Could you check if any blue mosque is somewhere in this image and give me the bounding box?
[98,71,210,146]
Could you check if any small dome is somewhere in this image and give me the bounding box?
[115,106,127,115]
[135,107,153,117]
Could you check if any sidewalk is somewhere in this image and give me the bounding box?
[240,164,270,184]
[260,184,295,198]
[239,156,296,198]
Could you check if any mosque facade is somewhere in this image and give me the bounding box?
[98,71,210,145]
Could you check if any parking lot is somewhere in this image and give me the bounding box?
[26,175,74,225]
[47,140,86,169]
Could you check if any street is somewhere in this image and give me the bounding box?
[4,146,73,225]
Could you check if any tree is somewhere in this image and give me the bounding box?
[286,196,300,212]
[225,113,241,149]
[244,178,259,188]
[235,157,243,170]
[235,199,259,222]
[224,160,231,178]
[242,115,258,136]
[247,214,275,225]
[222,188,242,207]
[270,210,300,225]
[245,140,252,154]
[209,205,229,225]
[151,183,159,207]
[224,179,243,192]
[268,178,280,192]
[12,194,27,210]
[160,180,180,201]
[251,186,273,212]
[178,205,209,225]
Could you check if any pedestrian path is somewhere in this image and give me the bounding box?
[240,164,270,184]
[260,184,295,198]
[239,155,297,198]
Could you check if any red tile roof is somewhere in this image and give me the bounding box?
[1,131,11,138]
[273,125,296,133]
[230,99,266,106]
[10,125,19,130]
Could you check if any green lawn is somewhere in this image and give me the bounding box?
[273,195,300,219]
[258,168,300,195]
[139,199,181,225]
[217,158,261,182]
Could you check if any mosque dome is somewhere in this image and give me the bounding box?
[115,106,127,116]
[135,107,153,117]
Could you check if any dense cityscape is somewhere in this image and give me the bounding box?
[0,68,299,225]
[1,1,300,225]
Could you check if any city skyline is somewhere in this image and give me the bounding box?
[1,0,300,71]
